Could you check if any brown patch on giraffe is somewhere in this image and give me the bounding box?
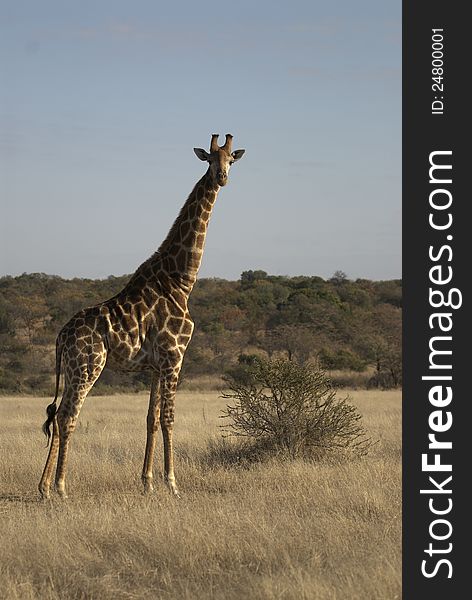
[181,320,193,335]
[118,331,130,343]
[95,317,110,338]
[76,325,92,338]
[156,297,168,312]
[161,361,179,375]
[161,256,176,273]
[121,314,136,331]
[171,289,187,309]
[108,331,121,345]
[151,263,162,278]
[134,299,147,313]
[167,317,183,335]
[92,330,103,343]
[202,197,213,211]
[140,263,154,281]
[179,230,193,247]
[141,286,158,308]
[113,303,125,319]
[157,328,177,347]
[89,306,100,318]
[152,298,169,329]
[76,339,88,353]
[188,203,197,219]
[195,234,205,250]
[179,221,191,237]
[187,251,200,270]
[193,219,207,235]
[196,186,204,201]
[170,300,185,316]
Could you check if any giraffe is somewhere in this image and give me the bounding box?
[38,133,245,499]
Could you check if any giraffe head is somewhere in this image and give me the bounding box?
[194,134,245,186]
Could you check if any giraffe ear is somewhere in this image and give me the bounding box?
[231,149,245,162]
[194,148,210,161]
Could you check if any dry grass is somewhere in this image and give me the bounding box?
[0,390,401,600]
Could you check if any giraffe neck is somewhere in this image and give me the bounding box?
[156,169,220,293]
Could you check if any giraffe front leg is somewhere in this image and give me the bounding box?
[160,374,180,498]
[141,374,161,494]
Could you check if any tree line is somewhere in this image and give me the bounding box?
[0,270,401,394]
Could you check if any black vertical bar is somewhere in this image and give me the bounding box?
[403,3,468,597]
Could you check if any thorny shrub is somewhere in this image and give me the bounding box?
[221,358,371,460]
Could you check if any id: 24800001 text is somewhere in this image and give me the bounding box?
[431,28,444,115]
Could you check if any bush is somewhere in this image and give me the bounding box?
[319,348,367,372]
[221,358,371,459]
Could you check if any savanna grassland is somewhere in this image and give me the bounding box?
[0,390,401,600]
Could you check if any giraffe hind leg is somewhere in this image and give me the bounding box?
[54,394,81,499]
[46,344,106,499]
[53,372,102,499]
[38,417,59,499]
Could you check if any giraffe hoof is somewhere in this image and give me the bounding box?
[55,486,68,499]
[142,476,155,495]
[38,487,50,500]
[169,486,181,499]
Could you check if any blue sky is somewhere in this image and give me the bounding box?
[0,1,400,281]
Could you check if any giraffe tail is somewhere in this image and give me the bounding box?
[42,337,64,444]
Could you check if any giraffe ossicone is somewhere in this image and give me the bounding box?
[38,134,245,499]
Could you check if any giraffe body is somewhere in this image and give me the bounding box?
[38,134,244,499]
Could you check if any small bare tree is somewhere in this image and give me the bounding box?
[221,358,371,459]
